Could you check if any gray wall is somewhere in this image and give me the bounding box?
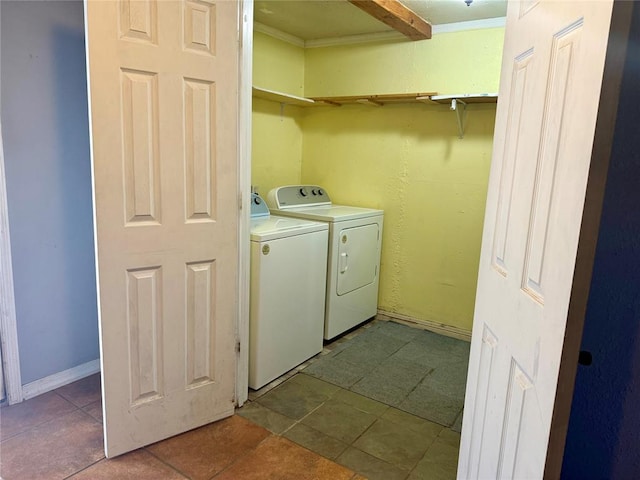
[562,4,640,478]
[1,1,98,385]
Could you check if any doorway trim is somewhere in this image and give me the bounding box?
[236,0,253,407]
[0,122,23,405]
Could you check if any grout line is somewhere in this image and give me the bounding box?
[143,445,195,479]
[62,457,105,479]
[1,401,83,443]
[208,433,276,479]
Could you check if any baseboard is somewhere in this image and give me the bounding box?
[22,359,100,401]
[377,309,472,342]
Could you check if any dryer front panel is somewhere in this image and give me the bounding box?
[336,223,379,296]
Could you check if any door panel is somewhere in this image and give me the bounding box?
[459,0,616,477]
[85,0,239,457]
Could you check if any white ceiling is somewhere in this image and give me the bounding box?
[254,0,507,42]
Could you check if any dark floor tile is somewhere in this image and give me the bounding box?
[146,415,269,480]
[215,436,356,480]
[303,355,370,388]
[236,401,296,434]
[381,408,445,437]
[421,362,469,400]
[0,409,104,480]
[56,373,102,408]
[353,418,439,470]
[451,410,463,433]
[408,430,460,480]
[0,391,77,441]
[334,331,408,366]
[351,357,431,406]
[69,449,186,479]
[288,373,341,396]
[409,460,457,480]
[437,428,461,448]
[392,337,469,372]
[376,321,422,342]
[337,447,409,480]
[283,423,349,460]
[82,399,103,423]
[332,388,389,416]
[257,375,335,420]
[390,342,442,369]
[301,398,378,444]
[399,384,463,427]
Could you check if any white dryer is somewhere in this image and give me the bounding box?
[249,193,328,389]
[267,186,383,340]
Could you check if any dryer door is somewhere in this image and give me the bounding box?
[336,223,379,295]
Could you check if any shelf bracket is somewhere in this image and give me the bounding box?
[451,98,467,139]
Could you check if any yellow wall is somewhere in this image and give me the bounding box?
[252,31,305,195]
[304,28,504,96]
[253,31,305,95]
[301,104,495,331]
[253,27,505,333]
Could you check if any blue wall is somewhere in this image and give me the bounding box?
[562,5,640,478]
[1,1,99,384]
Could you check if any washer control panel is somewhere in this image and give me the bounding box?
[267,185,331,209]
[250,192,270,218]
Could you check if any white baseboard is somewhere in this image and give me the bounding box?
[377,309,472,342]
[22,359,100,400]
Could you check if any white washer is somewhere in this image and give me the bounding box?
[249,193,328,390]
[267,185,383,340]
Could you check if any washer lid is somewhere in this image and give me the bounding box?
[270,205,383,222]
[250,215,328,241]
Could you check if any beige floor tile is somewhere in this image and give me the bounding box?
[55,373,101,408]
[82,399,103,423]
[146,415,270,480]
[215,436,355,480]
[70,449,186,479]
[0,409,104,480]
[0,391,76,441]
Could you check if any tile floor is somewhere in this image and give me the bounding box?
[0,374,361,480]
[238,319,467,480]
[304,319,469,428]
[0,319,466,480]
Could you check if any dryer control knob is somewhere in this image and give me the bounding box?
[253,197,261,205]
[312,189,318,195]
[299,188,307,197]
[318,189,324,196]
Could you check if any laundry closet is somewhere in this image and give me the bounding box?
[250,14,504,345]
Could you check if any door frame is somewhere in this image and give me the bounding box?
[236,0,253,407]
[0,122,24,405]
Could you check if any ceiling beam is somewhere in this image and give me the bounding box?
[348,0,432,40]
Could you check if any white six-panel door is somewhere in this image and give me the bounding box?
[459,0,616,478]
[85,0,239,457]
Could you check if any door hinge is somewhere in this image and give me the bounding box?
[238,192,243,211]
[236,340,241,353]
